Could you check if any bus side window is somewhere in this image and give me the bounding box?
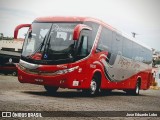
[122,38,132,58]
[78,36,88,56]
[96,27,112,52]
[112,33,122,55]
[83,21,99,53]
[132,42,138,61]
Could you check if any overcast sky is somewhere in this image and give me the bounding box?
[0,0,160,51]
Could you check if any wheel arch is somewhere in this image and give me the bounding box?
[137,76,142,89]
[92,70,102,88]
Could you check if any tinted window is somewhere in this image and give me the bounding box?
[97,27,112,52]
[78,36,88,56]
[122,38,132,58]
[83,22,99,52]
[132,41,152,64]
[132,42,138,60]
[112,33,122,55]
[140,47,145,62]
[145,49,152,64]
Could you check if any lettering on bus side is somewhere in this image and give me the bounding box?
[118,57,131,68]
[118,56,140,69]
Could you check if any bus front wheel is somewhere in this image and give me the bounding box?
[82,75,100,96]
[44,86,59,94]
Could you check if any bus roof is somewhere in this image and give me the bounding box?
[35,16,151,51]
[34,16,116,31]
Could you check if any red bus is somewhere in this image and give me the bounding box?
[14,17,153,96]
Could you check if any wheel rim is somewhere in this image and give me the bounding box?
[136,84,139,94]
[90,79,97,94]
[12,72,16,76]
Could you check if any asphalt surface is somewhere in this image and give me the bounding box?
[0,74,160,120]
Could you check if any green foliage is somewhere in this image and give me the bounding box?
[0,33,13,40]
[153,58,160,67]
[0,33,3,40]
[155,59,160,65]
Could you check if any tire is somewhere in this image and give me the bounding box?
[82,75,100,96]
[126,81,140,96]
[44,86,59,94]
[12,71,17,76]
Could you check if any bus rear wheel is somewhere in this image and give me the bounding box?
[44,86,59,94]
[126,81,140,96]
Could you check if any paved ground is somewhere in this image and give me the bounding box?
[0,74,160,120]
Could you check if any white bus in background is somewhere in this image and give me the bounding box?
[0,39,23,52]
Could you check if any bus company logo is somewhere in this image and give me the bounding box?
[2,112,11,117]
[52,24,74,32]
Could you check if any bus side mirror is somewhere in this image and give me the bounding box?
[73,24,92,40]
[14,24,31,39]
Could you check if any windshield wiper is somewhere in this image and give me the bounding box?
[28,35,46,59]
[29,24,53,59]
[43,24,54,58]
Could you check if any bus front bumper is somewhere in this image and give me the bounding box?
[17,66,89,89]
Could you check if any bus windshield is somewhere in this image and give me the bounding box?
[22,22,78,61]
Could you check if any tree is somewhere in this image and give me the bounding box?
[153,58,160,67]
[0,33,3,40]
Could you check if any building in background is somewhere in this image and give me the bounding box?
[0,39,23,52]
[0,33,3,40]
[154,67,160,87]
[152,48,160,67]
[152,48,160,60]
[0,39,23,76]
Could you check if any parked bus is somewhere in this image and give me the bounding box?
[14,17,153,96]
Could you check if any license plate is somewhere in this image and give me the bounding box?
[35,79,43,82]
[73,81,79,86]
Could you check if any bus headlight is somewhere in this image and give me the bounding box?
[19,59,39,69]
[55,66,79,75]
